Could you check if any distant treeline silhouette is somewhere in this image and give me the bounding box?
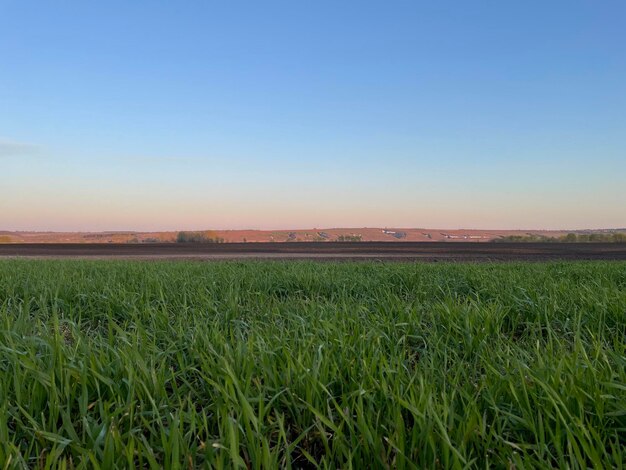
[336,234,363,242]
[494,233,626,243]
[176,231,224,243]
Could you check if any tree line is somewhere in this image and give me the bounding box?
[176,231,225,243]
[494,233,626,243]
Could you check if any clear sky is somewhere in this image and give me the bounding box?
[1,1,625,231]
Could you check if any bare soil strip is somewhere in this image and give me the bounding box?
[1,242,625,261]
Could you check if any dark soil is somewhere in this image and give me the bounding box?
[1,242,625,261]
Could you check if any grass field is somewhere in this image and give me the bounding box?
[0,260,625,468]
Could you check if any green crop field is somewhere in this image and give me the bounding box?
[0,260,625,469]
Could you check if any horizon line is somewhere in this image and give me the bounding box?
[3,226,626,234]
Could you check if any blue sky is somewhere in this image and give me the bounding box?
[1,0,625,230]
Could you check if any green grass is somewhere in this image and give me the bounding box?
[0,260,625,469]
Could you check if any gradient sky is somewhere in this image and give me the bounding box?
[1,1,625,231]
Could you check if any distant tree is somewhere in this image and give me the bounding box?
[613,233,626,242]
[176,231,223,243]
[563,233,576,242]
[493,232,626,243]
[337,234,362,242]
[493,234,554,243]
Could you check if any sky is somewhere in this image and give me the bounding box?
[1,1,625,231]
